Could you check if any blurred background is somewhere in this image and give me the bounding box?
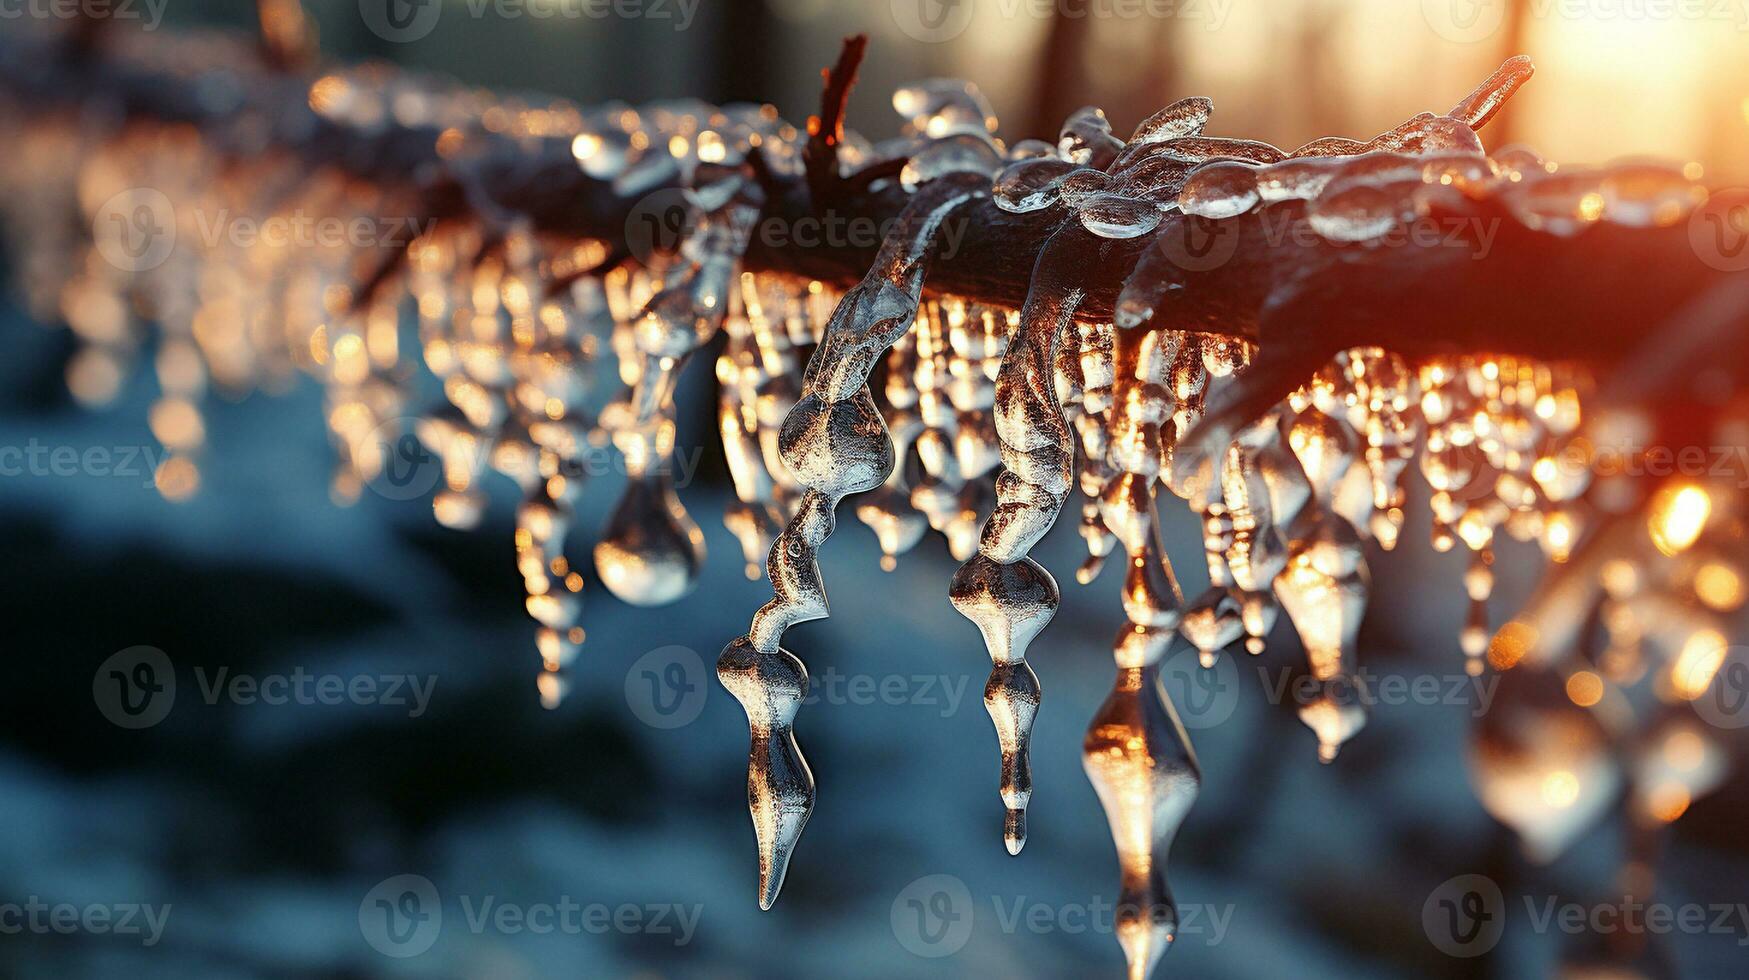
[4,1,1749,978]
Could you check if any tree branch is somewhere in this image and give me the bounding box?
[0,27,1740,377]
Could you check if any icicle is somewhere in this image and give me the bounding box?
[598,179,770,604]
[1084,620,1200,980]
[951,222,1099,851]
[722,174,988,909]
[1083,298,1198,980]
[949,556,1054,855]
[1272,402,1372,760]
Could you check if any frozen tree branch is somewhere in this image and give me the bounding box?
[0,27,1740,382]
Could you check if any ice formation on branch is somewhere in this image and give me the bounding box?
[2,22,1745,979]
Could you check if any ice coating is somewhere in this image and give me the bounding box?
[993,157,1081,213]
[900,133,1005,190]
[1060,105,1123,168]
[983,226,1090,562]
[1178,161,1262,219]
[1129,96,1213,146]
[1157,55,1701,252]
[722,173,988,909]
[892,78,998,139]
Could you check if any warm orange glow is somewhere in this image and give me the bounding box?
[1541,771,1581,809]
[1646,783,1691,824]
[65,349,124,407]
[1671,629,1727,700]
[154,456,200,502]
[1543,511,1577,563]
[1565,670,1603,708]
[1600,559,1640,599]
[307,76,345,115]
[1648,484,1711,556]
[571,133,602,163]
[1666,730,1707,770]
[1489,621,1538,671]
[1695,562,1744,611]
[148,397,205,452]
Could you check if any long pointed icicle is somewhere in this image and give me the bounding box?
[949,222,1095,854]
[720,173,989,909]
[1084,316,1199,980]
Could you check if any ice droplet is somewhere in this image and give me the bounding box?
[893,78,998,138]
[1273,511,1370,762]
[1255,157,1345,203]
[1059,106,1122,168]
[1080,194,1164,239]
[1599,163,1706,228]
[901,133,1004,190]
[1501,170,1607,236]
[993,157,1078,213]
[594,473,706,606]
[1181,586,1244,668]
[1129,96,1213,145]
[1306,180,1420,243]
[1177,161,1261,219]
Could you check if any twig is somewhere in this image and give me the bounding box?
[803,34,868,207]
